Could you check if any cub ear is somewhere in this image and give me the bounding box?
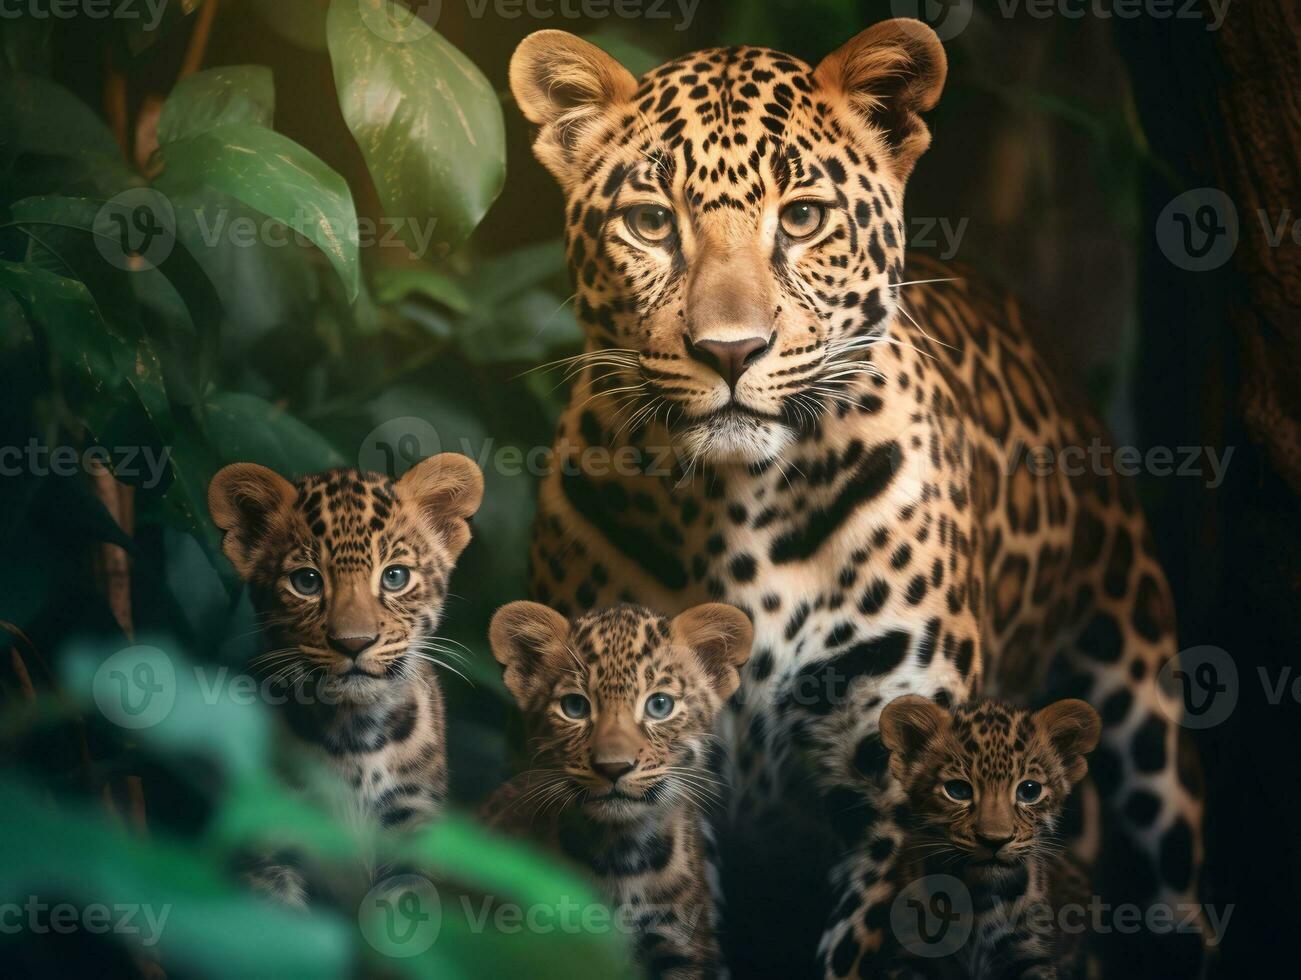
[813,18,947,181]
[509,30,638,183]
[671,603,754,701]
[208,463,297,579]
[395,453,485,562]
[1033,699,1102,784]
[489,601,571,707]
[879,694,950,780]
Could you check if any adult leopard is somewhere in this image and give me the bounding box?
[510,20,1204,978]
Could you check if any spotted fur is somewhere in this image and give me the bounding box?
[483,601,752,978]
[510,19,1204,978]
[208,454,483,900]
[873,696,1099,978]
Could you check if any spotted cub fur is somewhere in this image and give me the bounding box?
[875,695,1100,979]
[482,601,753,979]
[208,454,483,900]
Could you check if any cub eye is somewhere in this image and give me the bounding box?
[645,693,675,720]
[625,204,675,245]
[381,565,411,592]
[942,779,973,802]
[288,568,322,597]
[1016,780,1043,803]
[779,201,827,240]
[559,694,591,720]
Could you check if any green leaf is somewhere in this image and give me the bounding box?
[0,73,131,196]
[327,0,506,257]
[0,776,352,980]
[203,391,344,474]
[159,66,276,145]
[159,125,361,301]
[372,265,471,314]
[0,18,52,75]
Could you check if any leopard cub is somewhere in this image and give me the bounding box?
[482,602,753,980]
[877,696,1102,979]
[208,454,483,902]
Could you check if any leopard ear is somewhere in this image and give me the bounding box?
[489,601,571,707]
[208,463,297,579]
[671,603,753,701]
[814,19,947,181]
[510,30,638,183]
[879,694,950,779]
[1033,699,1101,785]
[395,453,484,562]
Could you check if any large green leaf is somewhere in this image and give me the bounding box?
[159,125,360,301]
[159,65,275,145]
[0,73,131,197]
[0,776,352,980]
[203,391,344,474]
[327,0,506,258]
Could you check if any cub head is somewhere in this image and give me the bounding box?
[208,454,483,704]
[879,696,1100,876]
[510,20,946,464]
[489,602,752,822]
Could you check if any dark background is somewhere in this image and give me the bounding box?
[2,1,1297,976]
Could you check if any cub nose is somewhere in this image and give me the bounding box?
[976,833,1014,854]
[328,633,378,656]
[684,334,772,390]
[593,760,635,784]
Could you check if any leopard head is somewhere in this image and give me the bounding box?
[510,20,946,464]
[879,696,1100,876]
[207,454,483,705]
[489,601,752,823]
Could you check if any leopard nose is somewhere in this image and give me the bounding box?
[593,760,635,784]
[328,633,378,656]
[684,334,772,389]
[976,833,1014,853]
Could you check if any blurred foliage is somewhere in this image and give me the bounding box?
[0,1,1158,976]
[0,1,620,976]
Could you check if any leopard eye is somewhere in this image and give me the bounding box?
[625,204,675,245]
[645,693,675,720]
[380,565,411,592]
[288,568,322,597]
[942,779,973,802]
[559,694,591,720]
[779,201,827,240]
[1016,780,1043,804]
